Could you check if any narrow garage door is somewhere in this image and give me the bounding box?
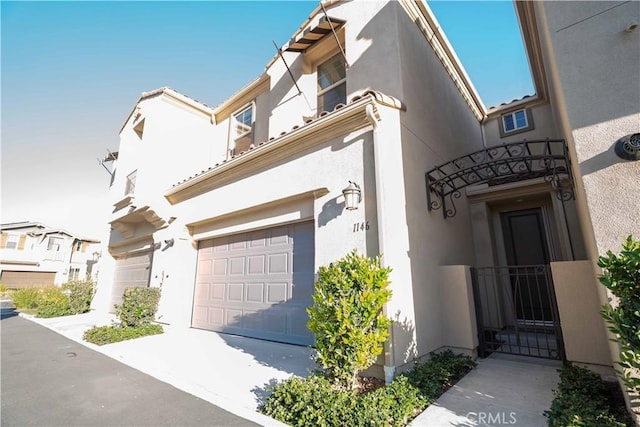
[192,221,315,345]
[111,250,153,309]
[0,271,56,288]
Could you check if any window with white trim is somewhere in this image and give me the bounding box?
[231,104,254,154]
[125,170,137,195]
[500,108,534,136]
[69,267,80,281]
[317,54,346,114]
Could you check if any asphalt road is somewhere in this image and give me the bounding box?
[0,310,258,426]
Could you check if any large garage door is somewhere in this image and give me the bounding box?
[111,250,153,309]
[0,271,56,288]
[192,221,315,345]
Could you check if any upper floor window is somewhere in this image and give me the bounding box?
[125,170,137,195]
[232,104,254,154]
[317,54,346,114]
[500,108,534,137]
[47,237,62,252]
[5,234,18,249]
[74,241,82,252]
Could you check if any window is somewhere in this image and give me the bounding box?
[232,105,254,154]
[69,267,80,281]
[47,237,62,252]
[5,234,18,249]
[125,170,137,195]
[317,54,346,114]
[74,241,82,252]
[500,108,534,136]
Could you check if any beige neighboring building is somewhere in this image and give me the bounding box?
[94,0,638,411]
[0,222,101,288]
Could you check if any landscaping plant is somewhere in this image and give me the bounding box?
[544,365,631,427]
[10,288,40,310]
[598,235,640,394]
[307,250,392,390]
[260,350,475,426]
[115,286,162,327]
[36,287,72,318]
[84,286,163,345]
[62,279,96,314]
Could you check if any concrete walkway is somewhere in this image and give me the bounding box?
[410,354,561,426]
[20,310,561,426]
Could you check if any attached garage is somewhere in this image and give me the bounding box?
[111,250,153,309]
[0,271,56,288]
[192,221,315,345]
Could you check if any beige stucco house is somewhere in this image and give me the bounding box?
[0,222,101,288]
[93,0,639,409]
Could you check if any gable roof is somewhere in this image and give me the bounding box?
[119,87,215,134]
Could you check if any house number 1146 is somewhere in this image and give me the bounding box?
[352,222,370,232]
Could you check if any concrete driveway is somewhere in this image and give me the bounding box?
[1,311,258,426]
[8,310,317,426]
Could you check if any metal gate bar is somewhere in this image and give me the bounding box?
[471,265,565,361]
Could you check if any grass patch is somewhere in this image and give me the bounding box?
[259,350,475,426]
[544,365,634,427]
[83,324,164,345]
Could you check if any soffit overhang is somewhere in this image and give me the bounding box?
[109,205,167,239]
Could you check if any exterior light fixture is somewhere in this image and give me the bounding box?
[614,133,640,161]
[342,181,362,210]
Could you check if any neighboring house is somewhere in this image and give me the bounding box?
[93,0,638,410]
[0,222,101,288]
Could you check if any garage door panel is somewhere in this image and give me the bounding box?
[192,221,314,345]
[111,250,152,309]
[247,256,265,274]
[0,271,56,289]
[246,283,264,303]
[266,282,288,303]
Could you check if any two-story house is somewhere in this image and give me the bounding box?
[93,0,638,408]
[0,222,101,288]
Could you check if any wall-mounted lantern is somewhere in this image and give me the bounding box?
[342,181,362,211]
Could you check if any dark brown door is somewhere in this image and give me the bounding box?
[501,208,553,322]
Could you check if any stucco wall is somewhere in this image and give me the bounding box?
[483,103,560,146]
[538,1,640,256]
[392,1,484,364]
[550,261,612,367]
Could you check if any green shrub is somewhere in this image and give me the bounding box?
[36,287,71,318]
[62,279,95,314]
[115,287,161,327]
[261,374,424,427]
[10,288,40,309]
[404,350,476,402]
[598,235,640,394]
[83,324,164,345]
[307,250,392,390]
[545,365,628,427]
[260,351,474,426]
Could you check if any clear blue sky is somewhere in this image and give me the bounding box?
[1,1,533,238]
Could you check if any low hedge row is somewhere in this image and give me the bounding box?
[260,350,475,426]
[10,280,95,318]
[83,324,164,345]
[544,365,633,427]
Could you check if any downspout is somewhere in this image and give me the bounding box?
[365,103,396,384]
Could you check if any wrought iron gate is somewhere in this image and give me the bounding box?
[471,265,565,360]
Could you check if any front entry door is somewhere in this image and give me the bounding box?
[500,208,553,322]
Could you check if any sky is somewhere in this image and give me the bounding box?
[1,0,534,239]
